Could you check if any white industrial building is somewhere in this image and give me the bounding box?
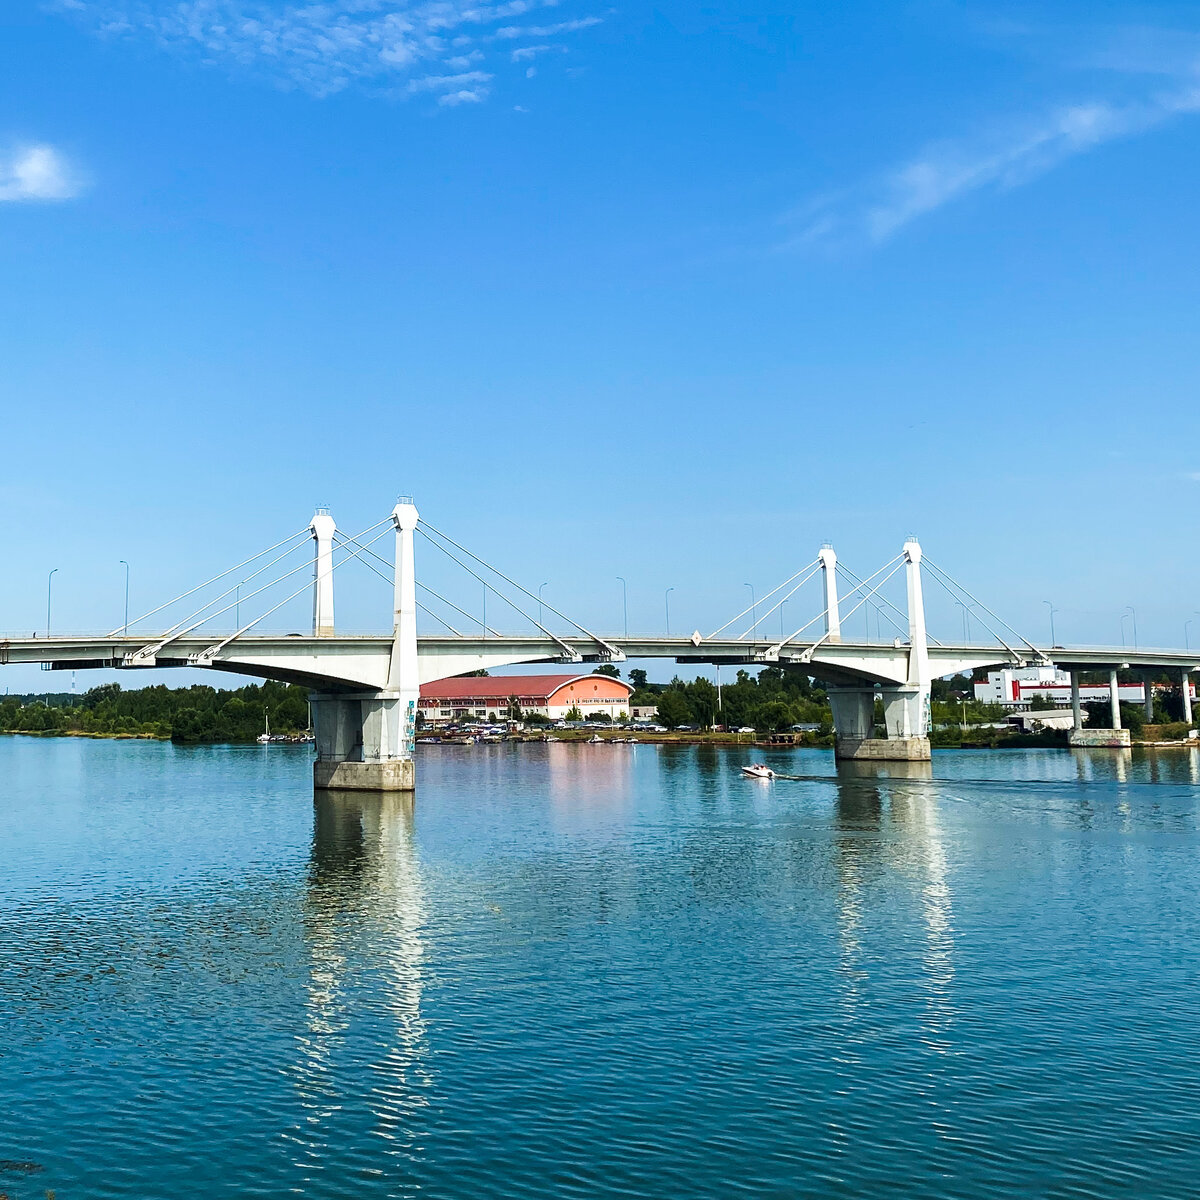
[974,666,1194,709]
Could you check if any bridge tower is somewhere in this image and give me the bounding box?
[310,498,420,792]
[310,508,336,637]
[828,537,932,762]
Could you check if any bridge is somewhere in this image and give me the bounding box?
[4,501,1197,789]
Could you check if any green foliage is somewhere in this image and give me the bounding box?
[628,668,648,690]
[594,665,621,678]
[0,680,312,744]
[564,705,584,722]
[654,689,693,730]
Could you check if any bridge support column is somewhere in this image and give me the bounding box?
[312,498,421,794]
[1144,675,1156,723]
[1071,668,1131,747]
[1183,670,1194,726]
[312,692,416,791]
[1070,672,1082,731]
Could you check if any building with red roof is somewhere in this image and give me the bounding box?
[419,672,633,723]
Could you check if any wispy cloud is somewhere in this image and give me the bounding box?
[787,33,1200,250]
[0,144,84,202]
[51,0,603,101]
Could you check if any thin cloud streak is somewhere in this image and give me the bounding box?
[788,69,1200,250]
[51,0,602,101]
[0,144,84,202]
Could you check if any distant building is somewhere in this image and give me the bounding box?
[419,673,634,723]
[973,666,1194,708]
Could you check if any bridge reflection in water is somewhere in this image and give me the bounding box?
[287,791,432,1187]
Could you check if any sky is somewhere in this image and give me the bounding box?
[3,0,1200,691]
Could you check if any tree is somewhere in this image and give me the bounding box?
[507,696,523,721]
[594,665,621,678]
[655,690,693,730]
[564,705,584,722]
[458,669,489,677]
[628,669,648,690]
[755,700,793,733]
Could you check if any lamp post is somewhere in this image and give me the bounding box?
[955,600,969,642]
[1043,600,1057,647]
[1122,606,1137,651]
[1186,618,1194,652]
[616,577,628,638]
[538,582,548,629]
[744,583,756,641]
[46,568,58,636]
[780,599,788,639]
[664,587,674,637]
[235,584,240,629]
[120,560,130,635]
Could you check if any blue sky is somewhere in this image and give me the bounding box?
[3,0,1200,690]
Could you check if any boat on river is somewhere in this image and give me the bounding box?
[740,763,774,780]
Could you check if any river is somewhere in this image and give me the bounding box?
[3,737,1200,1198]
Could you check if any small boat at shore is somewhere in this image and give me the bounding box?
[740,763,774,780]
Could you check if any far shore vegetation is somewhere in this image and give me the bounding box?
[3,666,1193,747]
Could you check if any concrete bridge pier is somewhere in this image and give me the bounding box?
[312,691,416,791]
[1069,666,1131,748]
[1183,670,1194,726]
[312,499,420,793]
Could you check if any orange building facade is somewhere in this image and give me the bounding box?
[419,673,634,723]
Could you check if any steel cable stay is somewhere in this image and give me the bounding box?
[333,534,466,636]
[837,561,941,646]
[921,563,1021,661]
[767,554,905,660]
[129,541,323,660]
[921,556,1046,663]
[416,520,621,659]
[131,517,392,662]
[108,525,311,636]
[734,563,825,641]
[191,524,397,663]
[707,558,821,640]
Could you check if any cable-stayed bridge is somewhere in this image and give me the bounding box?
[4,501,1197,789]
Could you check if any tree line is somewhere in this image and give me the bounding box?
[0,680,311,743]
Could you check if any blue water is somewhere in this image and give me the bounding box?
[3,737,1200,1198]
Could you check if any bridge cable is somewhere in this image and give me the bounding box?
[191,523,396,662]
[707,558,820,640]
[921,557,1044,663]
[132,517,392,660]
[333,534,466,635]
[734,563,824,641]
[837,562,942,646]
[416,520,620,657]
[130,534,327,651]
[110,525,311,636]
[766,554,905,658]
[921,556,1045,660]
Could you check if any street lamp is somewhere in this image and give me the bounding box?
[46,568,58,636]
[616,577,628,638]
[1043,600,1058,647]
[664,587,674,637]
[780,599,788,639]
[1187,618,1194,652]
[538,581,548,628]
[744,583,756,640]
[1122,606,1138,650]
[120,561,130,635]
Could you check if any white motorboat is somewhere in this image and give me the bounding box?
[740,763,774,780]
